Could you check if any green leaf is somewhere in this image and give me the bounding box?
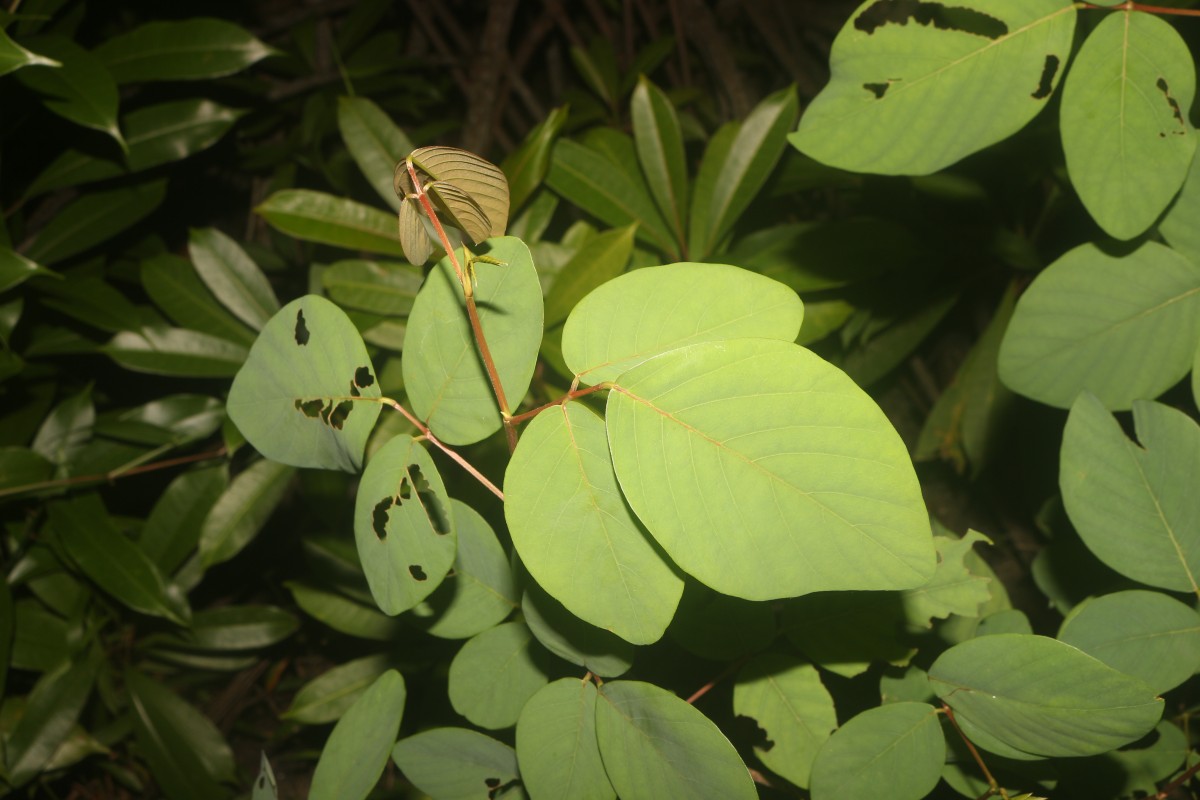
[141,254,256,346]
[0,27,59,76]
[505,401,683,645]
[227,295,382,472]
[595,680,756,800]
[998,241,1200,410]
[1057,720,1189,798]
[607,338,935,600]
[1060,394,1200,594]
[733,654,837,789]
[632,77,688,249]
[183,605,297,650]
[31,386,93,470]
[197,458,294,568]
[687,122,738,259]
[668,582,776,662]
[0,578,11,697]
[353,435,456,615]
[256,190,406,257]
[929,633,1163,758]
[7,655,97,787]
[283,654,393,725]
[16,36,124,151]
[903,530,993,628]
[915,286,1017,476]
[0,247,55,292]
[522,581,636,678]
[0,447,53,494]
[285,581,403,641]
[321,259,421,316]
[543,223,635,328]
[140,465,227,574]
[392,728,521,800]
[782,592,910,679]
[337,96,414,212]
[13,598,70,673]
[403,237,542,444]
[126,669,235,799]
[790,1,1076,175]
[252,753,277,800]
[33,273,141,333]
[24,180,165,265]
[502,106,569,213]
[188,228,279,331]
[1060,11,1196,240]
[1161,139,1200,265]
[809,702,945,800]
[546,139,676,255]
[448,621,553,730]
[93,18,275,82]
[103,327,248,378]
[25,99,245,196]
[410,499,518,640]
[1058,590,1200,695]
[562,262,803,385]
[699,85,799,256]
[516,679,615,800]
[309,670,406,800]
[50,495,188,625]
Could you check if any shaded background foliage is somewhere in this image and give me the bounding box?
[4,0,1198,798]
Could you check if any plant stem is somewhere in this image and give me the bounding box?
[508,383,610,426]
[405,160,517,452]
[942,704,1009,800]
[685,656,748,705]
[1156,758,1200,798]
[0,447,227,500]
[377,396,504,500]
[1079,1,1200,16]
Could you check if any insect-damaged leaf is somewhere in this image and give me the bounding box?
[227,295,382,472]
[393,728,521,800]
[606,338,936,600]
[791,0,1077,175]
[1060,11,1196,240]
[354,435,456,615]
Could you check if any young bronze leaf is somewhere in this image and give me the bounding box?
[427,181,493,246]
[407,146,509,236]
[397,197,433,266]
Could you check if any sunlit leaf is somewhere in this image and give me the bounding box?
[283,654,393,725]
[607,338,936,600]
[338,96,413,212]
[791,0,1076,174]
[632,77,688,249]
[392,728,522,800]
[502,106,569,213]
[448,621,553,730]
[197,458,294,568]
[516,679,615,800]
[309,670,406,800]
[809,702,944,800]
[188,228,279,331]
[256,190,406,257]
[104,327,247,378]
[94,18,275,82]
[17,36,125,151]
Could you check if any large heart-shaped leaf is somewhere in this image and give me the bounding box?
[606,338,935,600]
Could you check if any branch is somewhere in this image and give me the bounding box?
[0,447,227,500]
[941,704,1009,800]
[1079,1,1200,16]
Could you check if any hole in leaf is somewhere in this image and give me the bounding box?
[863,82,890,99]
[485,779,501,789]
[324,400,353,430]
[372,498,393,540]
[1157,77,1186,131]
[294,309,310,345]
[410,464,450,534]
[294,398,325,418]
[257,777,265,789]
[354,366,375,389]
[398,475,412,501]
[409,564,427,580]
[1031,54,1059,100]
[854,0,1007,39]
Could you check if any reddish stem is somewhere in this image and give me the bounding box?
[405,160,516,452]
[1156,757,1200,799]
[1080,1,1200,15]
[685,656,748,705]
[0,447,227,499]
[377,396,504,500]
[508,383,610,426]
[941,704,1008,800]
